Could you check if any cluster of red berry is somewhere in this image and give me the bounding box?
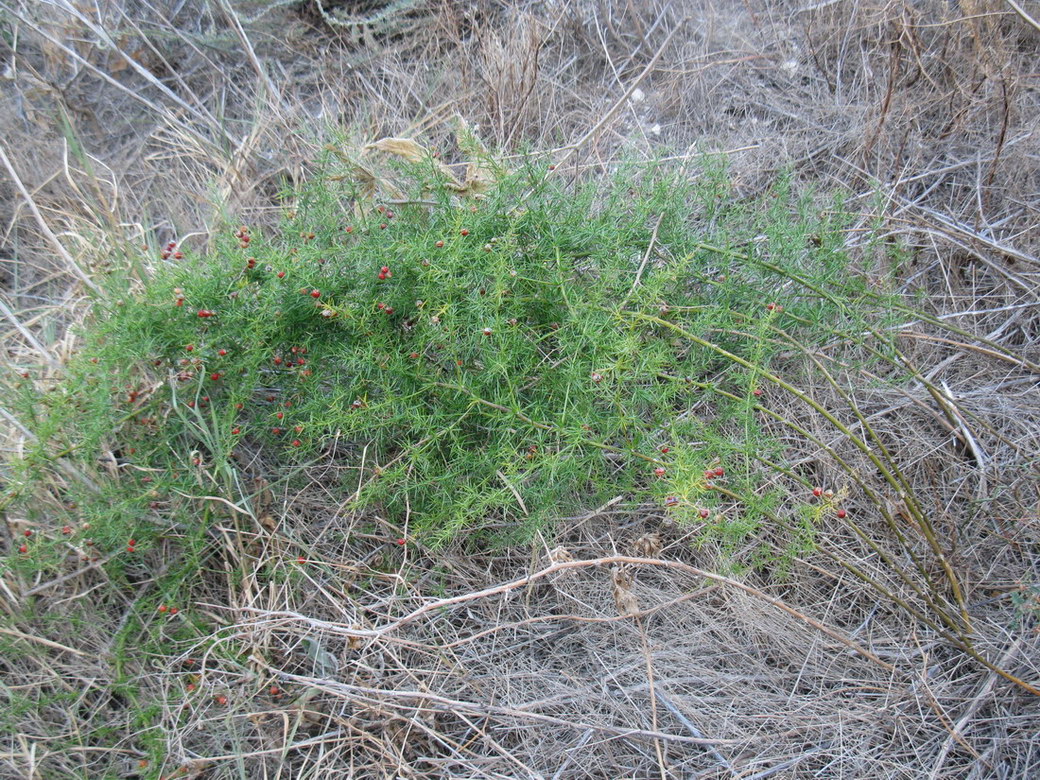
[235,226,251,249]
[160,240,183,261]
[812,487,847,518]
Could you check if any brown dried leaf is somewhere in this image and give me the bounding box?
[630,533,662,558]
[253,477,276,532]
[366,137,429,162]
[611,566,640,617]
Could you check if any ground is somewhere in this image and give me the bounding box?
[1,1,1039,778]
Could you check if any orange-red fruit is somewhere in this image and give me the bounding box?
[836,508,848,519]
[269,686,280,696]
[435,240,444,248]
[292,439,301,447]
[812,487,822,497]
[460,229,469,236]
[18,544,27,553]
[158,605,168,613]
[699,508,710,519]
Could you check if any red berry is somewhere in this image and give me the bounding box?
[294,425,303,433]
[269,686,280,696]
[214,695,227,706]
[18,544,27,554]
[378,272,386,280]
[235,402,244,410]
[812,487,822,497]
[186,684,196,692]
[396,537,406,546]
[272,427,282,435]
[175,298,184,306]
[169,607,178,615]
[664,496,679,507]
[218,349,227,356]
[62,526,72,535]
[381,266,389,274]
[274,356,283,365]
[128,538,136,546]
[753,388,763,397]
[654,467,666,477]
[158,605,168,613]
[380,223,387,230]
[185,344,194,352]
[548,164,556,170]
[410,352,419,359]
[699,508,710,519]
[297,556,305,563]
[345,226,353,233]
[836,508,848,519]
[292,439,301,447]
[210,372,221,381]
[460,229,469,236]
[277,270,286,278]
[713,467,724,477]
[310,289,321,298]
[232,427,240,435]
[660,446,669,454]
[435,240,444,248]
[482,327,492,337]
[126,546,135,553]
[766,302,776,311]
[23,529,32,538]
[276,412,283,419]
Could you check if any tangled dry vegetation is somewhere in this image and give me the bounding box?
[1,1,1039,778]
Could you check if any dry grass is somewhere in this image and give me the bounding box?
[1,0,1039,777]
